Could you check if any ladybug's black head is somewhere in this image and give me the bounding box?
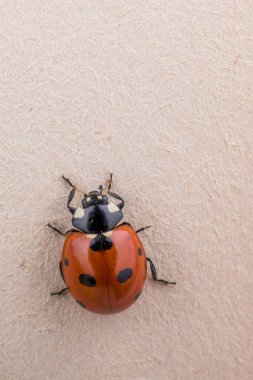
[69,175,125,234]
[82,191,108,209]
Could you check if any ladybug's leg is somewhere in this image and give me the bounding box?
[47,224,80,236]
[50,263,69,296]
[59,261,65,282]
[66,186,77,215]
[51,287,68,296]
[102,173,124,209]
[108,190,125,210]
[136,226,151,233]
[62,175,75,188]
[146,257,176,285]
[47,223,65,236]
[62,175,86,195]
[62,175,87,215]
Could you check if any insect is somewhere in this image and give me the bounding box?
[48,174,176,314]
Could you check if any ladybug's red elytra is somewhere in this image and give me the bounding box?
[48,174,176,314]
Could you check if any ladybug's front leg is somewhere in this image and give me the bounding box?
[146,257,176,285]
[107,189,125,210]
[102,173,125,210]
[62,175,86,215]
[66,184,77,215]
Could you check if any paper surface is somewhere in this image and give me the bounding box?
[0,1,252,379]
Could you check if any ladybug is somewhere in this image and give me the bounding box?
[48,174,176,314]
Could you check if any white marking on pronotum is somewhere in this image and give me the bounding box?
[74,207,85,219]
[97,195,102,200]
[87,234,97,239]
[107,202,119,213]
[103,231,113,237]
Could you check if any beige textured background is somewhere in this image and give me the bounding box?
[0,1,253,379]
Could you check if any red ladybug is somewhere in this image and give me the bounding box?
[48,174,175,314]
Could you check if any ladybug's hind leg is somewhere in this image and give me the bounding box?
[50,262,68,296]
[51,287,68,296]
[136,226,151,233]
[146,257,176,285]
[59,261,65,283]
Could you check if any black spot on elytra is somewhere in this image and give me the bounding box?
[135,291,142,301]
[138,247,142,256]
[64,258,69,266]
[117,268,133,283]
[76,300,86,308]
[79,274,96,287]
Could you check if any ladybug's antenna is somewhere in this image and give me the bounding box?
[76,186,87,197]
[107,172,113,191]
[62,175,87,196]
[98,173,113,195]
